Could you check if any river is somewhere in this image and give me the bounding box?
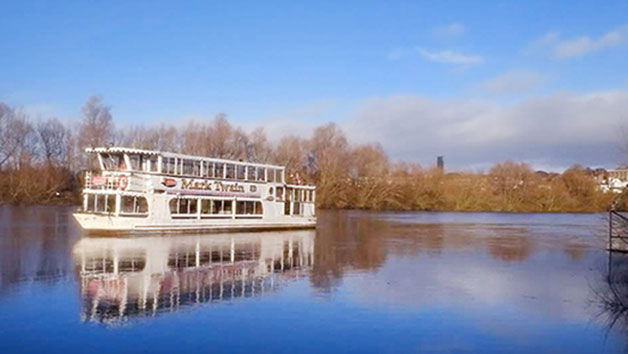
[0,206,627,353]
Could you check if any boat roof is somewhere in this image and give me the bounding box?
[86,146,285,170]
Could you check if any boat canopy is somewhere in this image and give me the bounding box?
[86,146,285,170]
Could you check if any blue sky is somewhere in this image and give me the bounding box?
[1,1,628,170]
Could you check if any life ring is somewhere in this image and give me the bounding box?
[119,175,128,190]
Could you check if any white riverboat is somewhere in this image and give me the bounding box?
[73,147,316,233]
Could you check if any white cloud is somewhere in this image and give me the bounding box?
[531,25,628,59]
[252,90,628,171]
[418,48,483,65]
[432,23,465,38]
[477,70,548,96]
[342,91,628,170]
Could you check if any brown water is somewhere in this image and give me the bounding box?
[0,206,627,353]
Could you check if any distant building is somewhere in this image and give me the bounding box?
[598,169,628,193]
[437,156,444,171]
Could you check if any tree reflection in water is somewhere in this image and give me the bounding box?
[0,206,79,294]
[310,210,547,293]
[594,252,628,344]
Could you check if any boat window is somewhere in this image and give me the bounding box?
[169,198,197,216]
[212,200,223,214]
[257,167,266,181]
[149,155,159,172]
[128,154,142,171]
[183,198,197,214]
[224,200,233,214]
[136,196,148,213]
[236,201,263,215]
[193,160,201,176]
[277,170,283,183]
[268,169,275,183]
[95,195,106,212]
[206,199,232,215]
[101,153,124,171]
[216,163,225,178]
[162,157,176,174]
[237,165,246,180]
[286,188,293,201]
[247,165,255,180]
[276,187,284,201]
[226,164,235,179]
[203,161,214,178]
[121,196,148,214]
[200,199,212,214]
[105,194,116,213]
[85,194,95,212]
[182,159,194,176]
[293,202,302,215]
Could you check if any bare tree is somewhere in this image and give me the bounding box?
[274,135,308,183]
[0,104,21,168]
[0,105,35,169]
[229,127,249,161]
[308,122,350,207]
[153,124,181,152]
[77,95,113,151]
[247,127,273,163]
[37,117,69,165]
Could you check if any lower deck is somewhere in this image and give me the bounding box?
[77,174,316,233]
[73,212,316,234]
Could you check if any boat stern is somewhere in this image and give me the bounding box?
[72,212,140,232]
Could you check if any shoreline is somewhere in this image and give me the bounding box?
[0,203,616,214]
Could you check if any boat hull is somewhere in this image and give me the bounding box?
[73,212,316,235]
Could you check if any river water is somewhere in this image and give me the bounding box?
[1,206,627,353]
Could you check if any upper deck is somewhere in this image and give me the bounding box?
[87,146,288,184]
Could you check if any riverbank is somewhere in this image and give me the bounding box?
[1,166,624,212]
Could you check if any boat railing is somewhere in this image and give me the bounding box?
[609,210,628,252]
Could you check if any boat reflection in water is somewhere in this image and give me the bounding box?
[72,231,315,324]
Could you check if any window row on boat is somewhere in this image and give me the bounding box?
[286,188,315,203]
[83,194,148,216]
[169,197,263,219]
[98,151,284,183]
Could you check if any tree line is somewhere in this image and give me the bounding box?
[0,95,622,211]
